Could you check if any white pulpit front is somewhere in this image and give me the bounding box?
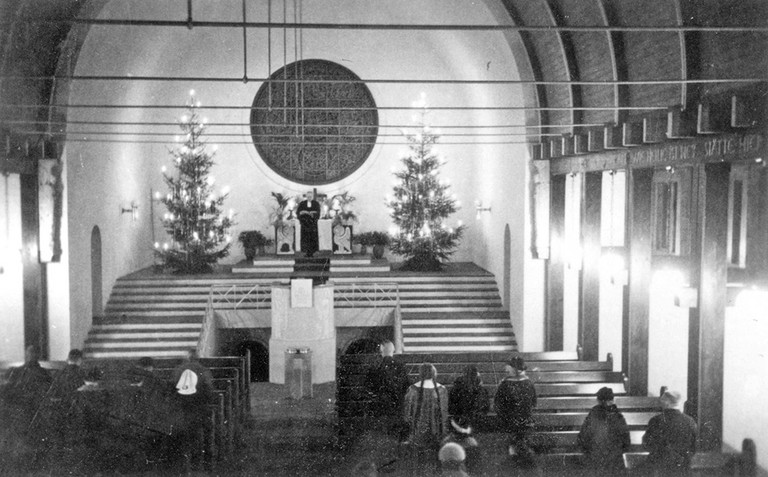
[269,281,336,384]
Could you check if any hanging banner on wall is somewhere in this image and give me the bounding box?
[38,159,63,263]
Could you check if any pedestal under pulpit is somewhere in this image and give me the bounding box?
[269,280,336,384]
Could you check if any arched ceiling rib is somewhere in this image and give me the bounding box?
[1,0,766,163]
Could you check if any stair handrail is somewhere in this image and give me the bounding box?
[334,282,403,352]
[334,282,399,307]
[197,289,218,357]
[209,283,270,310]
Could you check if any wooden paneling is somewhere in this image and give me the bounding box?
[580,172,602,361]
[21,173,48,358]
[547,175,566,351]
[690,162,730,451]
[626,168,652,395]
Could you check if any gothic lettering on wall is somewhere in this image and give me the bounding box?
[550,132,765,175]
[250,60,379,185]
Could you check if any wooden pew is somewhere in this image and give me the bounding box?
[622,438,756,476]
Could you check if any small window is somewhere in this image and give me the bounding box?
[727,166,748,268]
[652,175,681,255]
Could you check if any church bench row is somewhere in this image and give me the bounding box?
[338,360,613,376]
[339,350,580,365]
[337,370,625,388]
[337,381,628,403]
[1,356,247,467]
[537,438,756,476]
[79,356,251,416]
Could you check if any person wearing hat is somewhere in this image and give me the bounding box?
[438,442,469,477]
[577,386,630,474]
[493,356,537,451]
[441,416,482,475]
[642,390,698,474]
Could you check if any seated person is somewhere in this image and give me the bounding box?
[48,349,86,400]
[45,349,88,446]
[643,390,698,474]
[1,346,53,434]
[577,387,630,474]
[170,349,214,468]
[128,356,170,395]
[438,442,469,477]
[441,416,482,476]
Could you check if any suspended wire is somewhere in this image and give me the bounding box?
[3,119,609,129]
[1,74,764,85]
[2,17,767,32]
[56,138,534,146]
[0,103,669,111]
[35,130,558,138]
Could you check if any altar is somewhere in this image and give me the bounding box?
[275,219,353,255]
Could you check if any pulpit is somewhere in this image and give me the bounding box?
[268,281,336,384]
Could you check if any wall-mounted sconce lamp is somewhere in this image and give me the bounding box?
[474,199,491,219]
[121,202,139,221]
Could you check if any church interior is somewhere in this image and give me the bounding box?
[1,0,767,475]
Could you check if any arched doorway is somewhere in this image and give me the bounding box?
[345,338,380,355]
[236,340,269,382]
[90,226,102,317]
[503,224,511,311]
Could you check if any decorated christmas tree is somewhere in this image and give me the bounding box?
[155,91,234,274]
[387,97,464,271]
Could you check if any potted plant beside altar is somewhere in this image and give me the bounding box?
[357,231,390,259]
[238,230,273,260]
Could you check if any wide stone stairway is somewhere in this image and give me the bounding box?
[84,259,516,358]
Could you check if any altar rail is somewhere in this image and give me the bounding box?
[198,282,404,355]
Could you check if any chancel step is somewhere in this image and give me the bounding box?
[87,261,511,358]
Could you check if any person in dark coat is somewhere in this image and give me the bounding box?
[128,356,170,395]
[46,349,86,405]
[297,190,320,257]
[494,356,537,450]
[642,390,698,475]
[170,349,215,469]
[45,349,87,447]
[577,386,631,474]
[1,345,53,447]
[365,340,410,438]
[448,364,489,428]
[2,346,53,415]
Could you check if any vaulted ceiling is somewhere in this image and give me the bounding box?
[1,0,766,167]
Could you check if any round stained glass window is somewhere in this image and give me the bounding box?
[250,59,379,185]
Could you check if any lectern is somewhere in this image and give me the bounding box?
[269,280,336,384]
